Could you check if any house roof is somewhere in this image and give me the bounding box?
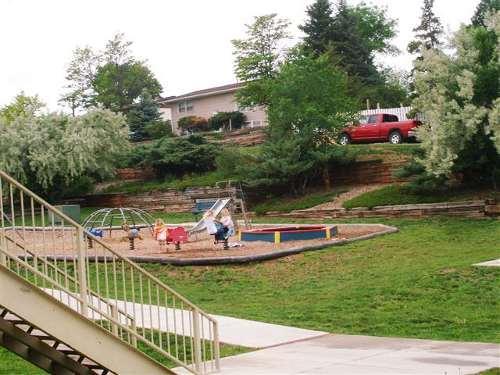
[159,82,244,105]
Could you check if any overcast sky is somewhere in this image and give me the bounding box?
[0,0,479,111]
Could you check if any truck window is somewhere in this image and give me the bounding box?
[383,114,399,122]
[367,115,378,124]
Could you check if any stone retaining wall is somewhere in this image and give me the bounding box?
[217,128,267,146]
[115,168,155,181]
[332,160,407,185]
[265,200,499,219]
[79,187,237,212]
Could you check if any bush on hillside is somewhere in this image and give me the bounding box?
[178,116,209,133]
[215,147,257,181]
[147,135,219,178]
[208,111,246,131]
[144,120,173,139]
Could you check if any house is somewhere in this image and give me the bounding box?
[159,83,267,135]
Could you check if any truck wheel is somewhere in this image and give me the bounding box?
[389,131,402,144]
[339,133,351,145]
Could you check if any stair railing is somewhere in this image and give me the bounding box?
[0,170,220,375]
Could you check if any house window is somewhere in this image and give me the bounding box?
[178,100,194,113]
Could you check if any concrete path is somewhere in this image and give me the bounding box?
[474,259,500,267]
[44,289,327,348]
[205,334,500,375]
[45,290,499,374]
[310,184,389,210]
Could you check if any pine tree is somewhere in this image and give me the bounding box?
[329,0,379,84]
[127,90,166,141]
[299,0,335,56]
[408,0,443,55]
[472,0,500,27]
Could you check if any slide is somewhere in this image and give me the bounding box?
[189,198,231,234]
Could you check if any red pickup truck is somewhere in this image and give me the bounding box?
[339,113,420,145]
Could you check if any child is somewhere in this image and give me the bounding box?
[219,208,235,238]
[203,210,218,236]
[203,210,226,245]
[153,219,168,248]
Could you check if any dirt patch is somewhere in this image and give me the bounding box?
[6,224,390,262]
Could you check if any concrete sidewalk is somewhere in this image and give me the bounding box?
[178,334,500,375]
[474,259,500,267]
[45,289,499,374]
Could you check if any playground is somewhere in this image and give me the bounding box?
[5,222,394,263]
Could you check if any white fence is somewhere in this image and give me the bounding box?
[360,106,412,121]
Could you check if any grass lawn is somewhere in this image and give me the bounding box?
[345,143,420,158]
[343,184,499,209]
[1,217,498,372]
[0,341,248,374]
[0,349,42,374]
[140,217,500,344]
[252,188,348,215]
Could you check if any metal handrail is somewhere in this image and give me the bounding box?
[0,170,220,374]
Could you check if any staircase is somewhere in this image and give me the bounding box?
[0,170,220,374]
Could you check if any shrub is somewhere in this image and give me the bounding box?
[215,147,257,181]
[178,116,209,133]
[145,120,173,139]
[115,143,152,168]
[208,111,246,131]
[147,135,219,178]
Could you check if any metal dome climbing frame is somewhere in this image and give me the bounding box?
[82,208,155,236]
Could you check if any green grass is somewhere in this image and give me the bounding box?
[0,349,42,374]
[475,369,500,375]
[139,217,500,344]
[252,189,347,215]
[0,339,249,374]
[2,217,499,371]
[345,143,420,157]
[343,184,498,209]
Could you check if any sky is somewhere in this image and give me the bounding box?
[0,0,480,111]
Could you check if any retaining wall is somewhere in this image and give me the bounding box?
[332,160,408,185]
[77,187,237,212]
[265,200,499,219]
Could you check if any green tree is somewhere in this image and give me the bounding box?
[472,0,500,27]
[411,11,500,188]
[208,111,246,131]
[299,0,335,56]
[329,0,379,85]
[0,92,45,123]
[349,2,398,55]
[60,33,163,115]
[358,68,411,108]
[127,90,168,141]
[300,0,398,58]
[251,53,356,193]
[0,109,129,198]
[407,0,444,55]
[177,116,209,133]
[232,14,290,107]
[93,61,162,113]
[59,47,101,115]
